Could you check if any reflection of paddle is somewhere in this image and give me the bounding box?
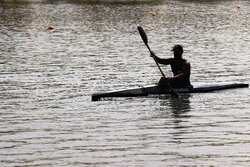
[137,26,179,98]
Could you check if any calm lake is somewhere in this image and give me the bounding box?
[0,0,249,166]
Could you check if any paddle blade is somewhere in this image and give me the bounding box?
[137,26,148,46]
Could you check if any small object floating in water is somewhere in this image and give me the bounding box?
[152,13,157,16]
[116,6,119,10]
[196,9,201,12]
[237,6,240,9]
[48,26,54,30]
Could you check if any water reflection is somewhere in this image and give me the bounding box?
[169,94,191,118]
[158,94,192,144]
[159,94,191,118]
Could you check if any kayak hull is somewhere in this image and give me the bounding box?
[92,83,249,101]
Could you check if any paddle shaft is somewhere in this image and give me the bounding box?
[147,44,179,97]
[150,47,179,97]
[145,44,166,78]
[137,26,179,98]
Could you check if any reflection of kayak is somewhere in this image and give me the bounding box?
[91,83,249,101]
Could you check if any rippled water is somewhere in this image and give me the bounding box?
[0,0,249,166]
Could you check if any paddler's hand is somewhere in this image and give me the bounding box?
[166,77,175,85]
[158,77,175,86]
[150,51,156,57]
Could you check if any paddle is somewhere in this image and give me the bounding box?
[137,26,180,98]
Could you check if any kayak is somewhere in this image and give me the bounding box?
[92,83,248,101]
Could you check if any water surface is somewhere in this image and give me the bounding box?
[0,0,249,166]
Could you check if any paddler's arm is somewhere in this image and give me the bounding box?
[169,61,191,84]
[150,51,173,65]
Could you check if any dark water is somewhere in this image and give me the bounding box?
[0,0,249,166]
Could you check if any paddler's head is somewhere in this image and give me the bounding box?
[172,45,183,60]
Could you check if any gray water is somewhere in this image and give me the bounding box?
[0,0,250,166]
